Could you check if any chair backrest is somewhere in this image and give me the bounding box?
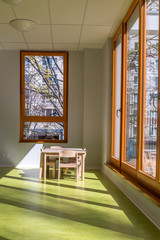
[60,150,76,158]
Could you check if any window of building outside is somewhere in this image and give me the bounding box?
[20,51,68,143]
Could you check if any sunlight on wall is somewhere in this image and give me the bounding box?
[17,144,43,168]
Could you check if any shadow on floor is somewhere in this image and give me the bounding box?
[19,168,40,179]
[0,167,15,180]
[0,237,10,240]
[0,193,140,238]
[19,168,80,180]
[5,171,108,195]
[0,183,119,210]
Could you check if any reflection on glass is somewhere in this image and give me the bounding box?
[125,5,139,167]
[114,35,122,159]
[24,122,64,140]
[25,55,64,117]
[142,0,159,177]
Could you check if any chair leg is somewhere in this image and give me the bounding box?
[47,165,49,178]
[78,165,81,177]
[39,167,42,179]
[58,166,61,180]
[52,163,56,178]
[64,168,68,175]
[76,167,78,181]
[39,153,44,179]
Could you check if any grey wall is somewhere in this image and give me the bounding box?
[67,51,84,148]
[101,39,113,168]
[0,51,85,167]
[83,49,103,168]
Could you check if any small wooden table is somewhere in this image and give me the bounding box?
[40,148,86,180]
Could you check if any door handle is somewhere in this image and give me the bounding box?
[116,108,121,118]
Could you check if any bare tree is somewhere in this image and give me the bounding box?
[24,55,64,140]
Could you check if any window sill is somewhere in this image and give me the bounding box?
[105,163,160,207]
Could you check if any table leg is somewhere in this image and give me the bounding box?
[39,152,43,179]
[82,154,85,181]
[44,154,46,180]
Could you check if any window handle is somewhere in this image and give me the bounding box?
[116,108,121,118]
[150,93,160,110]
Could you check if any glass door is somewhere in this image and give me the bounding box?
[141,0,159,178]
[124,4,139,168]
[111,30,122,166]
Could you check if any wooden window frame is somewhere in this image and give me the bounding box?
[111,0,160,197]
[121,0,140,178]
[20,51,68,143]
[137,0,160,193]
[111,25,123,168]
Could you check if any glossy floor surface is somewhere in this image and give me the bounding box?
[0,168,159,240]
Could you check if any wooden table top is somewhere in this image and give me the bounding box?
[41,148,86,154]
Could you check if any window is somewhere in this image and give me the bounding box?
[112,0,160,196]
[124,3,139,168]
[111,26,122,167]
[141,0,159,178]
[20,51,68,143]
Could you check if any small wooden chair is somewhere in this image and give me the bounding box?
[63,148,87,177]
[58,150,81,181]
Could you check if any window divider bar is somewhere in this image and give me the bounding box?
[137,0,145,173]
[157,0,160,182]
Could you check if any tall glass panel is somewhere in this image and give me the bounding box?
[125,5,139,167]
[113,35,122,159]
[142,0,159,177]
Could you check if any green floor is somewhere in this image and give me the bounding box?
[0,168,159,240]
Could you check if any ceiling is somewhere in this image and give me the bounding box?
[0,0,133,51]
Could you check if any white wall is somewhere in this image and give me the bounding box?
[83,49,103,169]
[0,51,84,168]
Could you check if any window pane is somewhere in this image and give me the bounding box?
[142,0,159,177]
[114,35,122,159]
[125,5,139,167]
[25,55,64,117]
[23,122,64,140]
